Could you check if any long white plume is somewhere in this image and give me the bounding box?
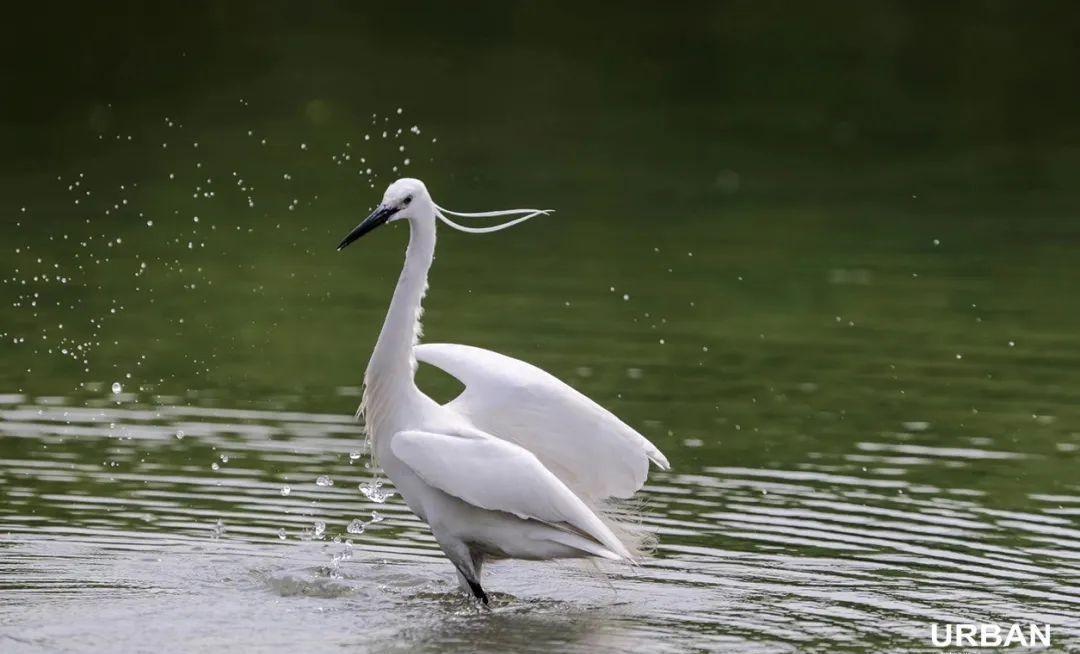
[434,204,553,234]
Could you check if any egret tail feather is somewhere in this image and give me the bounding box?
[595,497,657,562]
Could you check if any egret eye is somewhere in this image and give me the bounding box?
[403,195,413,206]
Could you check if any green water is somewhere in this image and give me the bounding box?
[2,3,1079,652]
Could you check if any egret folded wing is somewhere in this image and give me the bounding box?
[390,428,631,560]
[414,343,669,503]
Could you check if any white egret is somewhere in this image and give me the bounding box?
[337,178,669,603]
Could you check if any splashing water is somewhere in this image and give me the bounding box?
[358,480,392,503]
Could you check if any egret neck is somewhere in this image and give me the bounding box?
[335,179,549,460]
[363,205,436,448]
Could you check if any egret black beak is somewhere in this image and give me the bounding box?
[337,205,397,251]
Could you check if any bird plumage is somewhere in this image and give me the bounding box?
[341,178,668,602]
[415,343,670,503]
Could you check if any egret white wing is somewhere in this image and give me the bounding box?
[391,428,632,560]
[414,343,669,503]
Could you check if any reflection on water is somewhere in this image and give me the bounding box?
[1,392,1077,652]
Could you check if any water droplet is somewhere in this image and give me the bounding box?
[111,382,122,394]
[211,519,225,539]
[211,462,220,471]
[175,429,185,440]
[219,454,229,463]
[369,510,383,523]
[316,475,333,487]
[313,520,326,538]
[277,528,287,540]
[280,484,291,496]
[347,519,366,534]
[348,451,361,463]
[359,480,391,503]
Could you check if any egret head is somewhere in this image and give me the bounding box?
[380,177,431,222]
[337,178,430,250]
[337,178,552,250]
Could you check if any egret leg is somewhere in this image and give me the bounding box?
[455,564,488,604]
[469,549,486,602]
[447,543,487,604]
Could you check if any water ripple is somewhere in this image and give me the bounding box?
[1,394,1078,652]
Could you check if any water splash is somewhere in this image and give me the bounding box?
[359,480,392,503]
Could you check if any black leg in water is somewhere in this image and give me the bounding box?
[454,562,489,605]
[467,578,489,605]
